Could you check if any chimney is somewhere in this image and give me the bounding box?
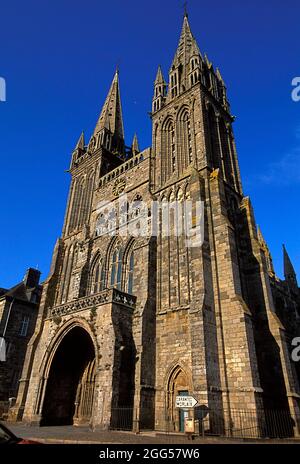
[23,268,41,288]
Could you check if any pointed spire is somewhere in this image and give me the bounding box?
[168,14,202,97]
[155,65,165,84]
[93,69,124,141]
[75,131,85,150]
[179,14,193,47]
[283,245,297,280]
[132,133,140,154]
[172,14,195,65]
[153,65,167,112]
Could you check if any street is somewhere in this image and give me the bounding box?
[5,423,300,445]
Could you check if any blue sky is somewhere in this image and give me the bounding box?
[0,0,299,288]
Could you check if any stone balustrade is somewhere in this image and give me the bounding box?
[49,288,136,318]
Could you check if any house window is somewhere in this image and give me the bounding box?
[19,315,30,337]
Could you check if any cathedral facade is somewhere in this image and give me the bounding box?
[10,15,300,435]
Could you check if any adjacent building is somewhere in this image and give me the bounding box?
[0,268,41,418]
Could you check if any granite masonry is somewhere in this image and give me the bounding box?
[8,14,300,436]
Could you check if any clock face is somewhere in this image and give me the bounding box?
[112,178,126,197]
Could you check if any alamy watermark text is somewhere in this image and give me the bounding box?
[291,77,300,102]
[0,77,6,102]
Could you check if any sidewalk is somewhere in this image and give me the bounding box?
[5,423,300,444]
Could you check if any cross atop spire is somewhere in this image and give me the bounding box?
[183,1,188,17]
[93,69,124,142]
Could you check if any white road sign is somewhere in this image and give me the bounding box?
[175,395,198,408]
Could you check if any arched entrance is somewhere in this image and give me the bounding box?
[41,326,96,426]
[166,366,191,432]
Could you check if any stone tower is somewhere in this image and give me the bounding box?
[10,13,300,436]
[150,13,263,429]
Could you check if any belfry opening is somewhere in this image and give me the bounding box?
[41,327,96,426]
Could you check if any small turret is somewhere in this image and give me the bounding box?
[75,131,85,150]
[131,133,140,155]
[70,131,85,168]
[152,65,167,113]
[283,245,298,293]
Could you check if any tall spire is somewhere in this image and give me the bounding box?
[93,69,124,141]
[179,13,193,47]
[167,14,202,99]
[171,14,199,68]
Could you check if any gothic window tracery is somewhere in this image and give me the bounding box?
[171,127,176,173]
[219,118,234,184]
[110,247,123,290]
[207,106,220,170]
[90,255,105,294]
[161,118,175,183]
[177,108,193,170]
[127,251,134,295]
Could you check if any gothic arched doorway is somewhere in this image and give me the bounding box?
[166,366,191,432]
[41,326,96,426]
